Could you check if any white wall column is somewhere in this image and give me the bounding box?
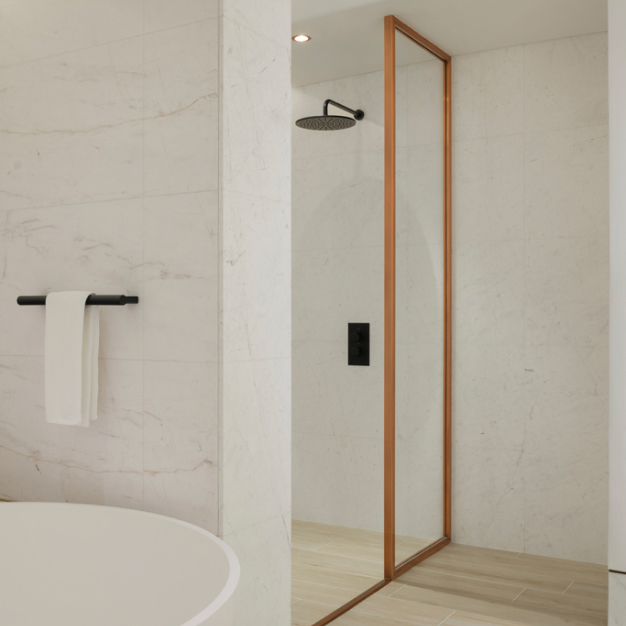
[218,1,292,624]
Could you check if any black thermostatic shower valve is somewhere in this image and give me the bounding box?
[348,323,370,366]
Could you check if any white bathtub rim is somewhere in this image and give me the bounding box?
[174,517,241,626]
[1,502,241,626]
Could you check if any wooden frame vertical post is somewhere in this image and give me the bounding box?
[383,15,453,577]
[383,14,397,581]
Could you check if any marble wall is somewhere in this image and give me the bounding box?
[610,573,626,626]
[292,72,386,532]
[293,32,608,565]
[0,2,292,622]
[0,0,220,529]
[452,32,609,564]
[219,0,292,624]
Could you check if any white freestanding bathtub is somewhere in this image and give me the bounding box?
[0,503,240,626]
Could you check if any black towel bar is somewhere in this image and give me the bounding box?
[17,295,139,306]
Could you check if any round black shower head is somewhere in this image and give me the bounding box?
[295,115,357,131]
[295,99,365,131]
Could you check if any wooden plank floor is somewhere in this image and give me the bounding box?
[292,520,432,626]
[292,521,609,626]
[292,520,381,626]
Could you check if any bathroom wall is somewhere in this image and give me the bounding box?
[292,71,386,532]
[453,32,609,565]
[0,1,291,623]
[292,60,444,541]
[292,31,609,564]
[0,0,220,526]
[219,2,292,624]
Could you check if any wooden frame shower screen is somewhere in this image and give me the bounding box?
[312,15,452,626]
[383,14,452,580]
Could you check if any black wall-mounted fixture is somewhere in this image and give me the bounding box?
[296,99,365,131]
[17,295,139,306]
[348,323,370,366]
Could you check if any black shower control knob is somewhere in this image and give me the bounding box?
[350,346,362,357]
[350,330,362,342]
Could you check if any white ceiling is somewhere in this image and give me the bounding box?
[291,0,607,86]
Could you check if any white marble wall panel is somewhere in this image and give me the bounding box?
[525,33,609,133]
[292,340,383,440]
[610,573,626,626]
[0,5,292,622]
[0,38,144,211]
[292,69,385,535]
[292,431,384,534]
[144,20,219,197]
[452,33,609,563]
[452,343,526,551]
[453,135,525,243]
[221,19,291,204]
[523,345,609,563]
[0,1,144,67]
[219,3,291,625]
[143,361,218,529]
[144,0,218,34]
[525,126,609,240]
[0,355,144,507]
[452,45,525,141]
[0,199,144,360]
[0,2,221,537]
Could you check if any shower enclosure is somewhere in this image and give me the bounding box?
[292,15,451,626]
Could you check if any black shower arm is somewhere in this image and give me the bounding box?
[323,99,364,120]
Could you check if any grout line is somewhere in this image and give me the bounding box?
[386,583,406,598]
[402,565,567,593]
[1,189,218,215]
[562,581,575,594]
[351,603,436,626]
[437,611,457,626]
[512,587,527,603]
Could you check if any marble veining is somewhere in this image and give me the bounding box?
[293,32,608,565]
[0,2,221,535]
[0,2,291,625]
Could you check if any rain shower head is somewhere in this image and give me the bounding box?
[295,99,364,131]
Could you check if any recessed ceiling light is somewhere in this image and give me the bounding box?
[292,34,311,43]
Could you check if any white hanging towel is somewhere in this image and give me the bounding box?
[45,292,99,427]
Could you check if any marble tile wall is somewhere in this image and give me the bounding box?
[452,32,609,564]
[610,572,626,626]
[292,71,386,533]
[219,1,292,625]
[0,0,292,622]
[0,0,221,530]
[0,1,292,623]
[293,32,608,565]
